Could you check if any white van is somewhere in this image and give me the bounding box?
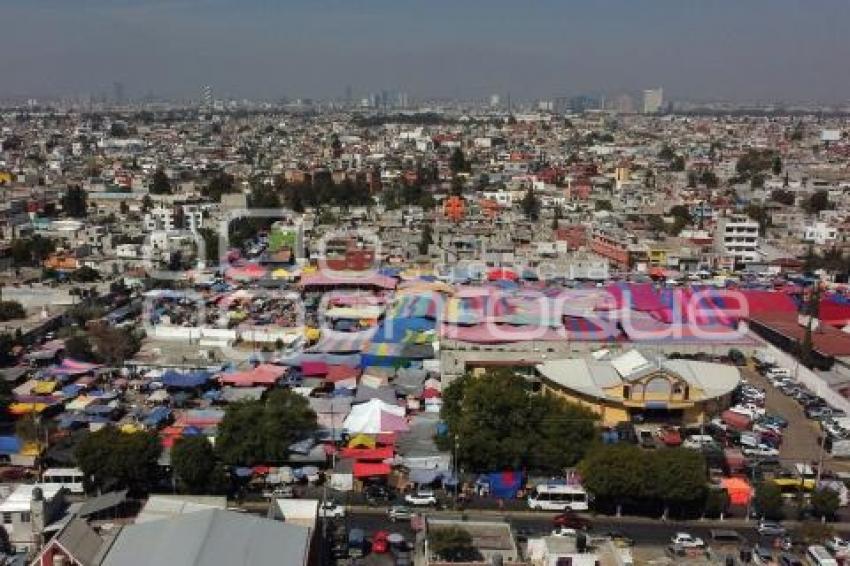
[42,467,85,494]
[806,545,838,566]
[766,367,791,379]
[527,484,589,511]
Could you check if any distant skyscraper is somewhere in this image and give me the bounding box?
[612,93,635,114]
[201,85,213,113]
[112,81,125,106]
[490,94,501,108]
[643,88,664,114]
[345,85,353,106]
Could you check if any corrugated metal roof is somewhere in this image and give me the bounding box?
[101,509,310,566]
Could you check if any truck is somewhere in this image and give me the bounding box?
[721,409,752,432]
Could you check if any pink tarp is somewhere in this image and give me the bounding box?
[218,364,286,387]
[379,411,410,433]
[300,273,397,290]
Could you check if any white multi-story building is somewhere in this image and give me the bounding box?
[715,215,760,265]
[803,222,839,246]
[143,205,204,233]
[0,484,65,552]
[642,88,664,114]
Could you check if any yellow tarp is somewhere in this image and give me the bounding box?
[305,327,321,341]
[347,434,376,448]
[20,441,42,457]
[120,424,141,434]
[9,403,48,415]
[32,381,57,395]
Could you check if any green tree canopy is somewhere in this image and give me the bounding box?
[429,527,482,563]
[449,148,468,174]
[810,487,840,520]
[520,188,541,221]
[754,481,785,521]
[203,172,237,203]
[0,301,25,322]
[61,186,88,218]
[803,190,833,215]
[150,168,172,195]
[172,436,227,494]
[440,370,597,474]
[216,389,318,466]
[771,189,795,206]
[75,427,161,495]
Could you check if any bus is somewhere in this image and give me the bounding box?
[527,484,589,511]
[42,468,85,494]
[772,477,816,498]
[806,545,838,566]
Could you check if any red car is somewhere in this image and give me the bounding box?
[552,513,592,531]
[657,426,682,447]
[371,531,389,554]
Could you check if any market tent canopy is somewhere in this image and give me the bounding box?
[721,477,753,506]
[343,399,408,434]
[353,462,391,478]
[300,272,397,290]
[218,364,286,387]
[161,370,212,389]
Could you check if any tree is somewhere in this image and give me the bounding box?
[772,156,783,175]
[64,333,96,362]
[810,487,840,520]
[703,489,730,519]
[149,168,172,195]
[449,148,468,174]
[552,205,563,230]
[0,301,25,322]
[771,189,795,206]
[61,186,88,218]
[216,389,318,466]
[754,481,785,520]
[441,370,597,473]
[646,448,708,517]
[75,427,161,495]
[804,190,833,215]
[670,155,686,172]
[595,200,613,212]
[198,228,220,264]
[172,436,227,494]
[746,205,770,235]
[89,326,141,366]
[429,527,482,563]
[71,266,100,283]
[203,172,236,203]
[700,170,719,188]
[579,444,650,513]
[419,223,433,256]
[658,144,675,161]
[520,188,541,221]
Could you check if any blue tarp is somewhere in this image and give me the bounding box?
[371,318,435,343]
[161,370,212,389]
[0,436,21,455]
[478,471,525,499]
[61,384,83,397]
[84,404,115,415]
[143,406,172,427]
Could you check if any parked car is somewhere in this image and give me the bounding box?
[683,435,717,450]
[371,530,390,554]
[657,426,683,447]
[404,490,438,506]
[365,485,394,505]
[639,430,656,449]
[777,553,803,566]
[388,505,414,522]
[744,444,780,459]
[825,536,850,557]
[319,501,346,519]
[757,521,786,537]
[551,527,578,537]
[670,533,705,548]
[552,512,592,530]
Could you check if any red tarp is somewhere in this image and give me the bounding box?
[721,410,751,431]
[819,297,850,327]
[326,365,362,382]
[301,361,329,376]
[353,462,391,478]
[340,446,394,460]
[218,364,285,387]
[722,477,753,506]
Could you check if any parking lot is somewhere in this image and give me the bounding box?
[742,366,824,466]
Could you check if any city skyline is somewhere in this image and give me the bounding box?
[3,0,850,103]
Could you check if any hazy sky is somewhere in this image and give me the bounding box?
[3,0,850,102]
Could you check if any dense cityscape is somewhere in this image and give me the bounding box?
[3,3,850,565]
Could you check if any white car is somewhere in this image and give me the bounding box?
[670,533,705,548]
[405,490,438,506]
[682,435,716,450]
[743,444,780,459]
[826,536,850,557]
[318,501,346,519]
[552,527,578,537]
